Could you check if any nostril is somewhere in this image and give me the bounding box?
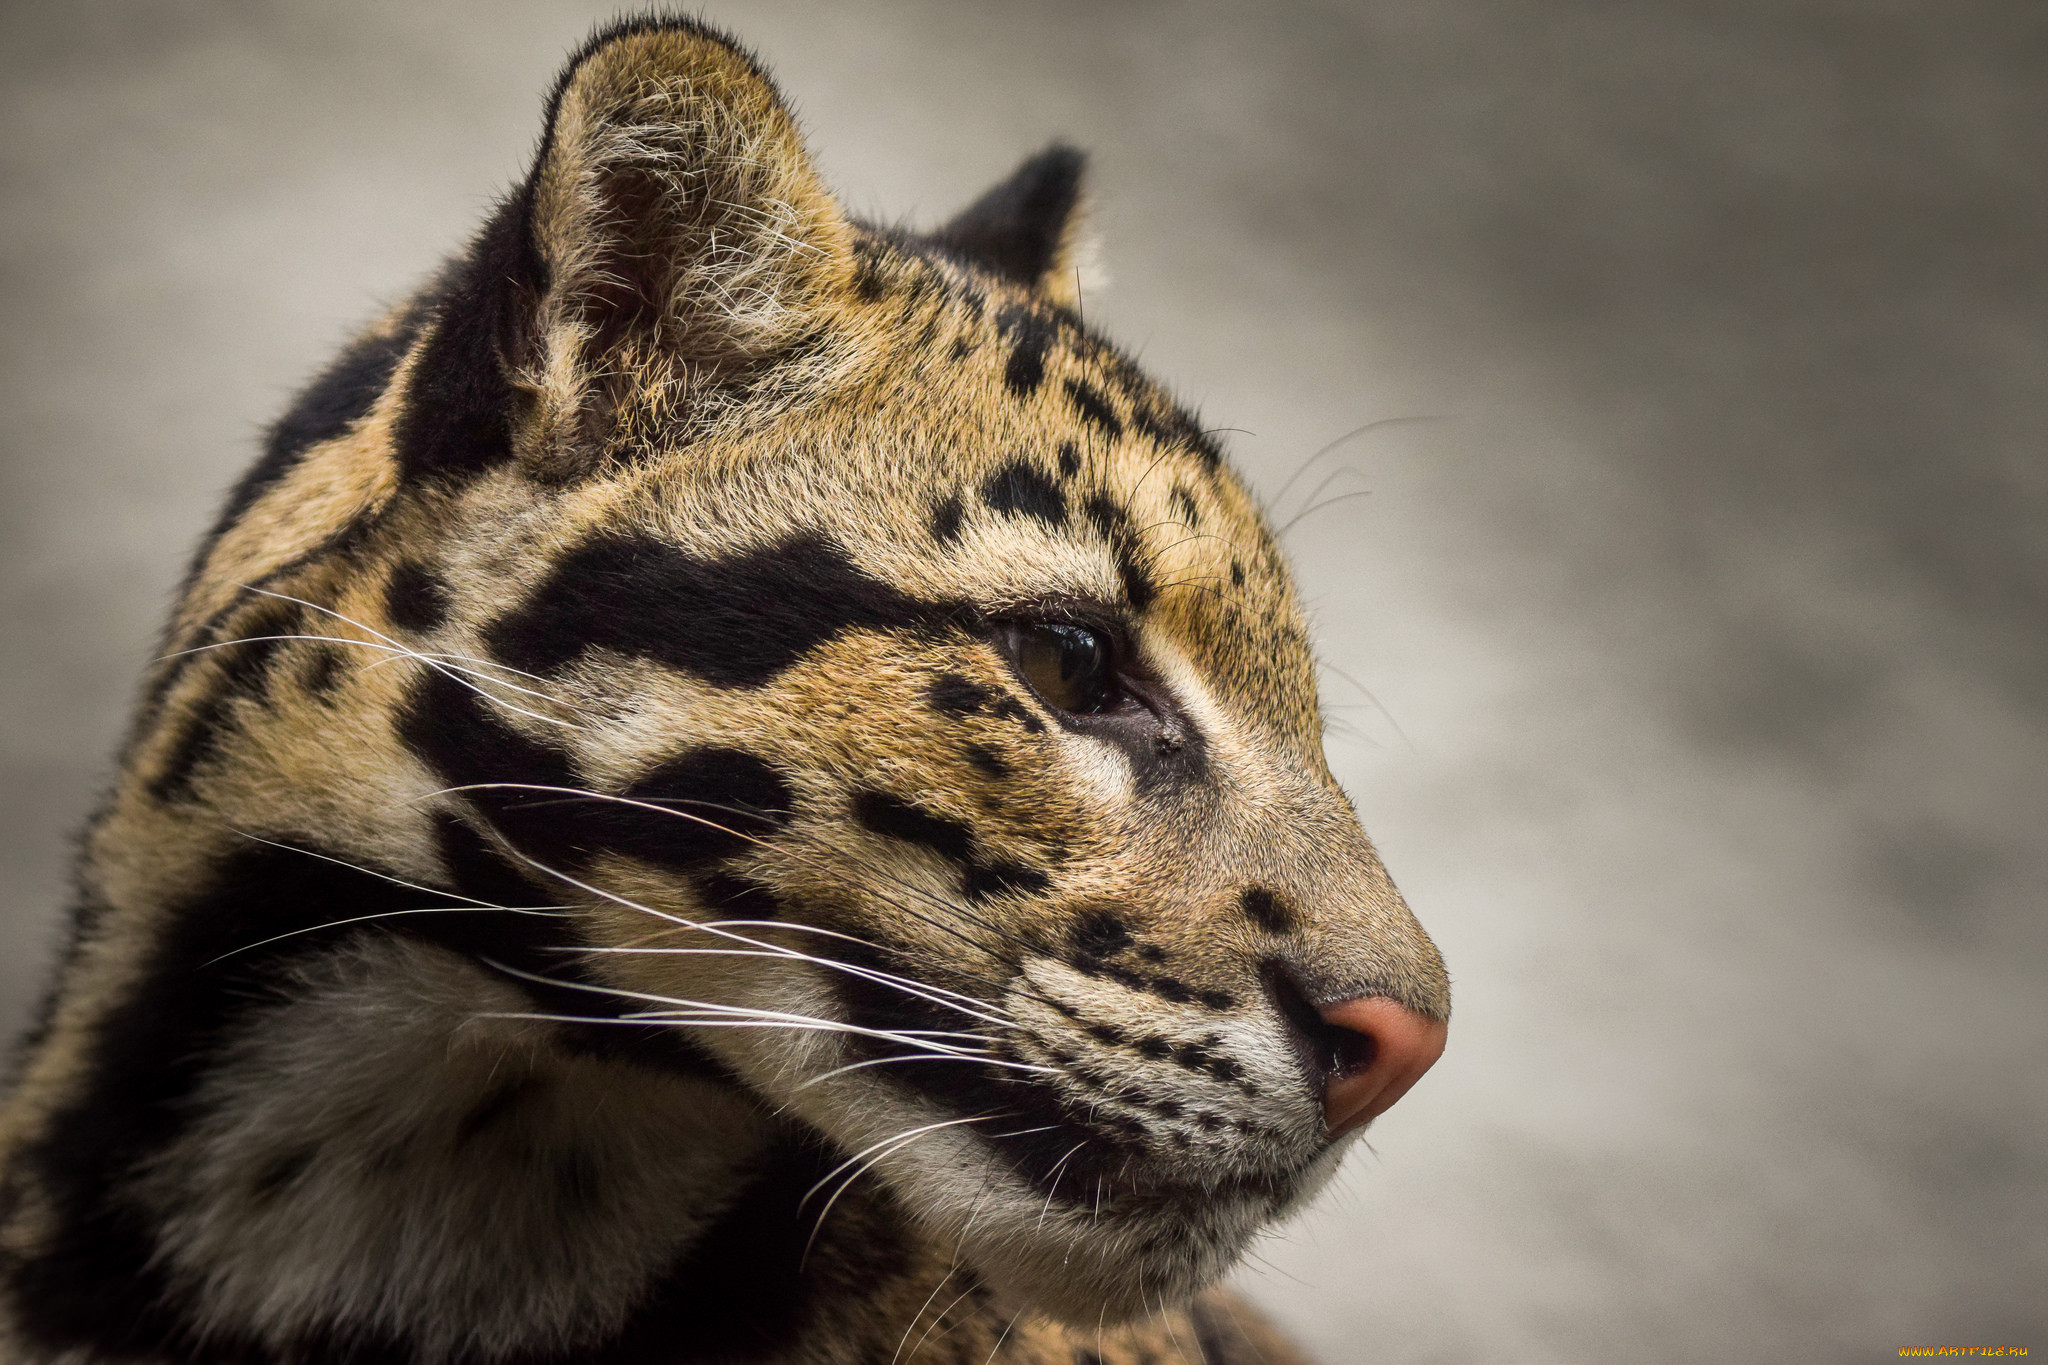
[1265,963,1447,1141]
[1319,996,1448,1140]
[1264,964,1376,1086]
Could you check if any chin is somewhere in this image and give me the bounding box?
[877,1114,1353,1325]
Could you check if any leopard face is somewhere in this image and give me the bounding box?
[110,18,1450,1330]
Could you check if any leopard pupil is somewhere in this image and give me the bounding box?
[1023,625,1108,712]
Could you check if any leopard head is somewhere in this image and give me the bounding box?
[157,17,1450,1326]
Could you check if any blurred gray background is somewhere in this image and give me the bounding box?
[3,2,2043,1360]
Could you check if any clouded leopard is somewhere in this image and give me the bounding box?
[0,15,1449,1364]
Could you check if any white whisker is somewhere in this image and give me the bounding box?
[799,1115,992,1267]
[438,789,1022,1028]
[224,586,583,729]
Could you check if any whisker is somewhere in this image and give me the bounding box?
[458,811,1021,1029]
[1151,576,1230,604]
[790,1051,1058,1091]
[1266,414,1441,511]
[1128,446,1181,505]
[893,1263,960,1365]
[1035,1139,1089,1231]
[482,1010,1031,1063]
[207,905,569,967]
[801,1115,991,1212]
[433,783,1062,1021]
[225,828,512,909]
[1275,488,1373,537]
[800,1114,993,1268]
[227,586,583,729]
[1145,531,1236,557]
[569,944,1018,1030]
[477,960,1004,1060]
[1318,660,1416,753]
[982,1309,1022,1365]
[164,634,573,712]
[584,913,1018,1022]
[1287,464,1368,525]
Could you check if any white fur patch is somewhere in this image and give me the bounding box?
[135,937,761,1361]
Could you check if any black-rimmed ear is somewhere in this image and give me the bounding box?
[411,17,855,482]
[929,144,1089,303]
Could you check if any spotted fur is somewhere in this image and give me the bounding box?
[0,17,1448,1365]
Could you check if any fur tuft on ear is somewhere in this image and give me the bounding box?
[929,144,1090,304]
[508,16,854,477]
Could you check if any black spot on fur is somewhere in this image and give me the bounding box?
[1230,559,1246,588]
[1129,398,1225,473]
[949,336,973,360]
[963,743,1009,779]
[695,869,784,921]
[384,560,452,634]
[429,813,733,1081]
[147,691,234,806]
[930,492,964,546]
[853,792,1047,902]
[828,935,1139,1203]
[930,672,996,715]
[1171,484,1200,526]
[207,605,300,707]
[560,1133,906,1364]
[991,696,1046,733]
[1070,908,1133,960]
[1080,492,1130,543]
[962,861,1050,901]
[400,666,576,856]
[850,240,891,302]
[1057,441,1081,478]
[393,229,528,483]
[1069,944,1238,1015]
[982,458,1067,529]
[1081,492,1157,612]
[853,790,974,866]
[995,303,1058,397]
[1117,558,1157,613]
[192,309,423,578]
[602,748,796,873]
[404,670,794,880]
[147,604,298,804]
[1240,886,1295,935]
[488,531,961,689]
[928,144,1085,291]
[303,645,347,697]
[932,672,1043,733]
[1063,377,1123,439]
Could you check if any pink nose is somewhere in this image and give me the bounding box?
[1319,996,1448,1139]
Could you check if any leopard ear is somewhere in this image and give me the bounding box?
[930,144,1090,305]
[500,17,854,477]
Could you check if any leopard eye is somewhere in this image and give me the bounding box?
[1015,624,1116,714]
